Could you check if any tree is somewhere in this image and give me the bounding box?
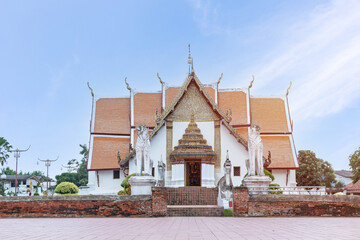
[55,172,78,185]
[23,170,47,180]
[3,167,16,175]
[296,150,336,188]
[55,144,89,187]
[349,147,360,184]
[0,137,12,166]
[77,144,88,186]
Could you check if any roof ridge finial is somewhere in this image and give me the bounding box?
[187,44,194,74]
[286,81,292,96]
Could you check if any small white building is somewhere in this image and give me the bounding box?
[1,174,44,196]
[85,65,298,195]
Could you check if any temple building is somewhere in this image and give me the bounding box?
[86,59,298,194]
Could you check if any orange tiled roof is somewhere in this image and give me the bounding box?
[219,91,248,125]
[165,87,181,108]
[345,180,360,193]
[262,135,296,169]
[90,137,130,170]
[234,128,248,141]
[134,92,161,128]
[250,98,289,133]
[204,86,215,102]
[94,98,130,135]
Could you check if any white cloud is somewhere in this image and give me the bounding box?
[248,0,360,121]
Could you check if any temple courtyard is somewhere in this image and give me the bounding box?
[1,217,359,239]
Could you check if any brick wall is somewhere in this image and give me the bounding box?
[0,192,166,218]
[233,187,360,217]
[152,187,168,216]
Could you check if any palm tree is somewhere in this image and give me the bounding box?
[0,137,12,166]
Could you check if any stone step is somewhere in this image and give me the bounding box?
[167,205,224,217]
[167,187,218,205]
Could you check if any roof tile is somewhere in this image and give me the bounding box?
[94,98,130,134]
[250,98,289,133]
[219,91,248,125]
[90,137,130,170]
[134,93,161,127]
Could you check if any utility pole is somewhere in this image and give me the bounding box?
[9,145,30,196]
[38,157,58,193]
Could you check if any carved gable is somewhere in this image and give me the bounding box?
[167,82,218,121]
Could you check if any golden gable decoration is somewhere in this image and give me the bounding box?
[170,114,216,165]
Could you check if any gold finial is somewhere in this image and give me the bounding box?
[87,82,94,97]
[249,75,254,89]
[217,73,223,85]
[286,81,292,96]
[124,77,131,91]
[187,44,193,73]
[157,73,164,85]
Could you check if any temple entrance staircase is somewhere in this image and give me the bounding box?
[167,187,224,216]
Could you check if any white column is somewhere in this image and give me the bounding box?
[171,164,184,187]
[202,164,215,187]
[130,91,135,145]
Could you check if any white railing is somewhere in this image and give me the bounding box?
[247,186,327,195]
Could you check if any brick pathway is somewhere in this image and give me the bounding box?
[0,217,359,239]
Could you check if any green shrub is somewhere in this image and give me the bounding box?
[224,209,233,217]
[54,182,79,194]
[269,183,283,194]
[34,192,40,196]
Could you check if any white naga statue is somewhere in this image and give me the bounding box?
[135,125,152,176]
[248,124,264,176]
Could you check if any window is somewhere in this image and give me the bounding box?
[234,166,241,177]
[113,170,120,179]
[152,167,155,177]
[11,182,15,187]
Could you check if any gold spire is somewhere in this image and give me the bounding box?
[187,44,193,74]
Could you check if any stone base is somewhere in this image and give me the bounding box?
[242,176,272,195]
[128,176,156,195]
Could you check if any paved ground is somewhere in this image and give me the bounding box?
[1,217,359,240]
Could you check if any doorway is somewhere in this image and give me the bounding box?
[186,161,201,186]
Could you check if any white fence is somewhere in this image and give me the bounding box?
[247,186,327,195]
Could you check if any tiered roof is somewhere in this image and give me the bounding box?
[89,71,298,171]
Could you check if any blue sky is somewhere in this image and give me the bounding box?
[1,0,359,178]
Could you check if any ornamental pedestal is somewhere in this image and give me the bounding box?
[128,176,156,195]
[242,176,271,195]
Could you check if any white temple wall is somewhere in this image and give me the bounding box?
[88,170,96,188]
[272,169,297,187]
[149,125,166,180]
[171,164,185,187]
[289,169,297,186]
[272,169,287,186]
[220,125,249,187]
[87,170,123,194]
[202,163,215,187]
